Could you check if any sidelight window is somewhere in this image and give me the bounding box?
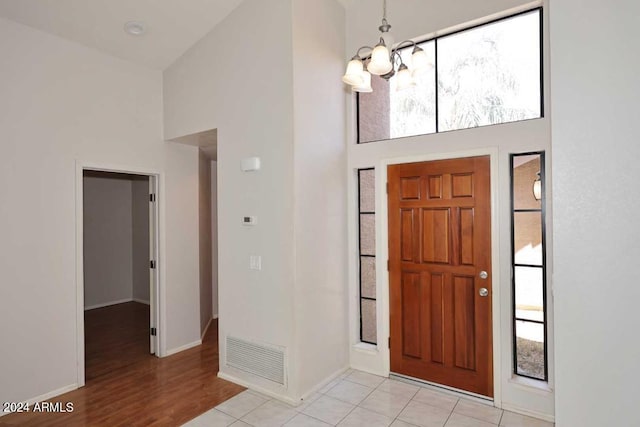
[358,168,377,344]
[510,152,547,381]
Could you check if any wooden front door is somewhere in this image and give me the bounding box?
[388,156,493,397]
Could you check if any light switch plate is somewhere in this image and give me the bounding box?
[241,157,261,172]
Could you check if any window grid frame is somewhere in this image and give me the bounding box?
[510,151,548,382]
[356,7,544,144]
[357,168,377,345]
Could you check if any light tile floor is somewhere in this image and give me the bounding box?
[182,370,554,427]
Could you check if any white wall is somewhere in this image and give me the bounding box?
[291,0,349,397]
[164,0,349,402]
[84,173,149,309]
[199,150,213,335]
[83,173,149,309]
[164,0,297,400]
[132,176,150,304]
[344,0,554,420]
[550,1,640,425]
[211,160,219,318]
[0,16,200,404]
[162,145,201,354]
[83,174,134,309]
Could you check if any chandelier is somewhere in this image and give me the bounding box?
[342,0,430,92]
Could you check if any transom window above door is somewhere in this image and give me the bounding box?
[357,9,542,144]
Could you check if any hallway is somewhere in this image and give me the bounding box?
[0,303,243,426]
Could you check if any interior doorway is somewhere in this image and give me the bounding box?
[77,167,160,386]
[387,156,493,397]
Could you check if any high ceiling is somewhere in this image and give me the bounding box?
[0,0,245,69]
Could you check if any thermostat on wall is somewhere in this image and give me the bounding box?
[242,216,257,226]
[241,157,261,172]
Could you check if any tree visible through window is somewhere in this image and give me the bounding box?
[438,10,540,132]
[357,9,542,143]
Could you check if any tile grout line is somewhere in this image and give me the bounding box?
[454,399,504,426]
[299,412,333,426]
[217,393,273,424]
[389,392,418,426]
[296,378,367,426]
[334,376,380,426]
[442,398,461,426]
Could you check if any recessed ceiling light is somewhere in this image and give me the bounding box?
[124,21,146,36]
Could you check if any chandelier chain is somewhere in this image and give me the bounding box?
[383,0,387,21]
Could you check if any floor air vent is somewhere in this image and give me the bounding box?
[226,336,286,385]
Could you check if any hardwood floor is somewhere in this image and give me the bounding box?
[1,302,244,426]
[85,301,152,381]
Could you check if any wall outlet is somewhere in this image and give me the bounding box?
[249,255,262,270]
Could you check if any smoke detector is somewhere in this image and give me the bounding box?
[124,21,146,36]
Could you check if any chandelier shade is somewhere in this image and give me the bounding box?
[342,57,365,86]
[411,46,429,71]
[367,42,393,75]
[353,70,373,93]
[395,63,414,91]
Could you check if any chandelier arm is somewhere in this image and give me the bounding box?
[392,39,417,55]
[355,46,375,58]
[391,50,404,67]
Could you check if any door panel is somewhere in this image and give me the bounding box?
[401,209,416,262]
[422,208,450,264]
[401,272,422,359]
[453,275,476,371]
[429,273,445,364]
[388,156,492,397]
[460,208,475,265]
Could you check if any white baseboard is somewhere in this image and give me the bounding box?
[201,317,214,340]
[0,383,78,418]
[132,298,150,305]
[218,372,299,406]
[84,298,132,311]
[501,402,555,423]
[165,339,202,357]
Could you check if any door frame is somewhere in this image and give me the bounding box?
[378,147,502,405]
[74,160,165,388]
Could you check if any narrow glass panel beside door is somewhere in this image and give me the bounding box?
[358,168,377,344]
[511,152,547,381]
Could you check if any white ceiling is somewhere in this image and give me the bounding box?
[0,0,244,70]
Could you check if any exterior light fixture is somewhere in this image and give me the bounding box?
[342,0,432,93]
[533,172,542,201]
